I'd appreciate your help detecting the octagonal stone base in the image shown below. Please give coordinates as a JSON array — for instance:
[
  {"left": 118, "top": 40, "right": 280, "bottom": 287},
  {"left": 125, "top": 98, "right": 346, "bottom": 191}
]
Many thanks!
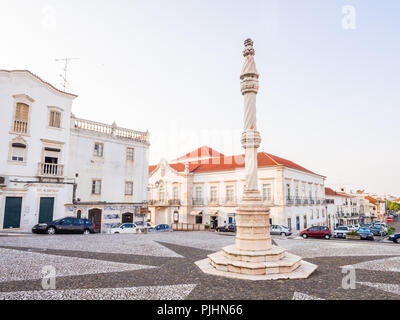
[
  {"left": 195, "top": 244, "right": 317, "bottom": 281},
  {"left": 195, "top": 256, "right": 317, "bottom": 281}
]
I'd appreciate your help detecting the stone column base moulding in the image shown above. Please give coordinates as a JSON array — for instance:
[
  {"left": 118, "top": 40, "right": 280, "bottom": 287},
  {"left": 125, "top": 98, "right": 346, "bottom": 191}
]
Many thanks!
[{"left": 195, "top": 190, "right": 317, "bottom": 280}]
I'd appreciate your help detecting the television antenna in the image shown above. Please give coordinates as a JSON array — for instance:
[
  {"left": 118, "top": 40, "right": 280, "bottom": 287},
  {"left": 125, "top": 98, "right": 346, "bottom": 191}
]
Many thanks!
[{"left": 55, "top": 57, "right": 79, "bottom": 91}]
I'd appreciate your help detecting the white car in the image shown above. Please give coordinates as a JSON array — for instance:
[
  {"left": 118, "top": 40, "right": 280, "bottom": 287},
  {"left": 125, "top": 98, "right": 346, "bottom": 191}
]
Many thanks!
[
  {"left": 108, "top": 223, "right": 140, "bottom": 234},
  {"left": 347, "top": 225, "right": 357, "bottom": 232},
  {"left": 334, "top": 226, "right": 351, "bottom": 238}
]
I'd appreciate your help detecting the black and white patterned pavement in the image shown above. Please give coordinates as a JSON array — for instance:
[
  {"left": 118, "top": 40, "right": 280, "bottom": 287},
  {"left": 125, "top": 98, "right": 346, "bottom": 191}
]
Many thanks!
[{"left": 1, "top": 232, "right": 400, "bottom": 300}]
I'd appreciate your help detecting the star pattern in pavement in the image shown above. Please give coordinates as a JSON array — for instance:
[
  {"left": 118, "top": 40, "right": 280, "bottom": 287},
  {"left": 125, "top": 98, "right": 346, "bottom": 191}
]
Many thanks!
[{"left": 1, "top": 238, "right": 400, "bottom": 300}]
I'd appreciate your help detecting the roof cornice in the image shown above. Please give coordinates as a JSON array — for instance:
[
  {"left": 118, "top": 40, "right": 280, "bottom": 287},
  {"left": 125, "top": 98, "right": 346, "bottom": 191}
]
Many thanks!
[{"left": 0, "top": 70, "right": 78, "bottom": 99}]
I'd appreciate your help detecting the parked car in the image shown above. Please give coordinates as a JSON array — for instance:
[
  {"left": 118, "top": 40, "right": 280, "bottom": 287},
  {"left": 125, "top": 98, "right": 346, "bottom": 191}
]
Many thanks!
[
  {"left": 134, "top": 221, "right": 154, "bottom": 231},
  {"left": 270, "top": 225, "right": 292, "bottom": 236},
  {"left": 361, "top": 223, "right": 374, "bottom": 228},
  {"left": 334, "top": 226, "right": 351, "bottom": 238},
  {"left": 357, "top": 228, "right": 374, "bottom": 240},
  {"left": 389, "top": 233, "right": 400, "bottom": 244},
  {"left": 370, "top": 225, "right": 388, "bottom": 236},
  {"left": 149, "top": 224, "right": 173, "bottom": 233},
  {"left": 347, "top": 225, "right": 357, "bottom": 232},
  {"left": 216, "top": 223, "right": 236, "bottom": 233},
  {"left": 32, "top": 217, "right": 95, "bottom": 235},
  {"left": 108, "top": 223, "right": 139, "bottom": 234},
  {"left": 300, "top": 226, "right": 331, "bottom": 239},
  {"left": 373, "top": 222, "right": 388, "bottom": 230}
]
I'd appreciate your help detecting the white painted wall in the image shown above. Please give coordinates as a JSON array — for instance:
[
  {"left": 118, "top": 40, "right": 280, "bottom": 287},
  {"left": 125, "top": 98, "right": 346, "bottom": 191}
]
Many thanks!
[{"left": 0, "top": 71, "right": 150, "bottom": 232}]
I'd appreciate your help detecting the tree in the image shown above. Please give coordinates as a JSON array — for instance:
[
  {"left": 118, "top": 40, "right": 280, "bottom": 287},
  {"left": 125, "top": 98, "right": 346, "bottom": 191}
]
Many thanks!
[{"left": 387, "top": 200, "right": 400, "bottom": 213}]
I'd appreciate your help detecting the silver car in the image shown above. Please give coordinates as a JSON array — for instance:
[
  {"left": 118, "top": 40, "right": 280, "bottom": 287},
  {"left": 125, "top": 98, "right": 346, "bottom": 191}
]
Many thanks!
[{"left": 270, "top": 225, "right": 292, "bottom": 236}]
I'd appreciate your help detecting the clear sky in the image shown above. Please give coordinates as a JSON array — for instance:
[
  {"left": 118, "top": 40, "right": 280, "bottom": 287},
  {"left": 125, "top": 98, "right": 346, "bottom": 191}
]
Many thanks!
[{"left": 1, "top": 0, "right": 399, "bottom": 196}]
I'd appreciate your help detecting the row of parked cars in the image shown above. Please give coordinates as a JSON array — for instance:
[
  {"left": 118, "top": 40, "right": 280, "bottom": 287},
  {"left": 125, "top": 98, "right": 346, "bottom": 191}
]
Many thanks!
[
  {"left": 299, "top": 221, "right": 400, "bottom": 243},
  {"left": 32, "top": 217, "right": 172, "bottom": 235},
  {"left": 332, "top": 222, "right": 389, "bottom": 240},
  {"left": 216, "top": 223, "right": 293, "bottom": 236}
]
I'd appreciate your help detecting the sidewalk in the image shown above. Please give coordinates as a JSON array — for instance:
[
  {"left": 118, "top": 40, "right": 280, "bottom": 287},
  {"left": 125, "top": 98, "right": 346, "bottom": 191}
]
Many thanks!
[{"left": 0, "top": 229, "right": 32, "bottom": 237}]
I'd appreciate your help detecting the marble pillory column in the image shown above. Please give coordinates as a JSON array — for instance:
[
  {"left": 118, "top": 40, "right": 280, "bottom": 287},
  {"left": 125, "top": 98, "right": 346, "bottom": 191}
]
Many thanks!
[{"left": 195, "top": 39, "right": 318, "bottom": 280}]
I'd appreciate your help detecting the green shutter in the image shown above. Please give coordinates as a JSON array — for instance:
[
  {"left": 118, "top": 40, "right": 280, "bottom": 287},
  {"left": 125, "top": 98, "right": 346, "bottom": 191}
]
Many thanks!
[
  {"left": 39, "top": 198, "right": 55, "bottom": 224},
  {"left": 3, "top": 197, "right": 22, "bottom": 229}
]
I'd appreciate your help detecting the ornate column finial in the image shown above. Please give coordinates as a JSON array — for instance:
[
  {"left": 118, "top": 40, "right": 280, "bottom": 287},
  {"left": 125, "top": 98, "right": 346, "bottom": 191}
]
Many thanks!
[{"left": 243, "top": 38, "right": 255, "bottom": 57}]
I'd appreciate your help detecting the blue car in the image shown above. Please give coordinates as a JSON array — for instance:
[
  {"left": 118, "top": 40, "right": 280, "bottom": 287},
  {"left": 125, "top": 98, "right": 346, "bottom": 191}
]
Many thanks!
[
  {"left": 149, "top": 224, "right": 173, "bottom": 233},
  {"left": 357, "top": 228, "right": 374, "bottom": 241},
  {"left": 389, "top": 233, "right": 400, "bottom": 244}
]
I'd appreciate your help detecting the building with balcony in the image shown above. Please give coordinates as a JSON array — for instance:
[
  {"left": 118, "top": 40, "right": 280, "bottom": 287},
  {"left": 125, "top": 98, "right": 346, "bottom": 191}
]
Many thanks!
[
  {"left": 324, "top": 187, "right": 364, "bottom": 229},
  {"left": 148, "top": 146, "right": 326, "bottom": 232},
  {"left": 0, "top": 70, "right": 149, "bottom": 232}
]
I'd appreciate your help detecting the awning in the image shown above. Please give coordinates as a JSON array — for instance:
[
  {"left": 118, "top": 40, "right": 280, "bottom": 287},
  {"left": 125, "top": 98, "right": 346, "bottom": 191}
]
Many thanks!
[
  {"left": 190, "top": 210, "right": 202, "bottom": 216},
  {"left": 209, "top": 210, "right": 219, "bottom": 216}
]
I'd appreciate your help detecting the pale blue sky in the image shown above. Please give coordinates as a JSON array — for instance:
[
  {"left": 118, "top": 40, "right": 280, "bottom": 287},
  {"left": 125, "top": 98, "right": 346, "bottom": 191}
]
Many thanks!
[{"left": 1, "top": 1, "right": 399, "bottom": 195}]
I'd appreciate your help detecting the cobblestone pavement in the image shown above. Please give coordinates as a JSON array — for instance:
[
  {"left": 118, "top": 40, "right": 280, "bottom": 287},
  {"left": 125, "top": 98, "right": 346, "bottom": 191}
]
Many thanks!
[{"left": 1, "top": 232, "right": 400, "bottom": 300}]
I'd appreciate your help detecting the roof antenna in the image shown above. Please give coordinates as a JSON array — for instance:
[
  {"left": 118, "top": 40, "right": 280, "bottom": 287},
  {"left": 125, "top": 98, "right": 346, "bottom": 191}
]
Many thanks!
[{"left": 55, "top": 57, "right": 79, "bottom": 91}]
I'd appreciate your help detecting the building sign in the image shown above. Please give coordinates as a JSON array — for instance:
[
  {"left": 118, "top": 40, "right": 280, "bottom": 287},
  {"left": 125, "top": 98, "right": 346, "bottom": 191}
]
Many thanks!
[{"left": 105, "top": 214, "right": 120, "bottom": 220}]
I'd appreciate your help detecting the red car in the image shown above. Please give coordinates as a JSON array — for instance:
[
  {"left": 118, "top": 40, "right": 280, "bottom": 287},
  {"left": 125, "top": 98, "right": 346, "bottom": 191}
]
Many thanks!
[{"left": 300, "top": 226, "right": 331, "bottom": 239}]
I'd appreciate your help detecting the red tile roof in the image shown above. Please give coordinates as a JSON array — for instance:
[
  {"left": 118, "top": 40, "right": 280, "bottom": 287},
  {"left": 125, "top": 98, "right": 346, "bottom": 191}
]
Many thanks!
[
  {"left": 150, "top": 147, "right": 322, "bottom": 176},
  {"left": 172, "top": 146, "right": 224, "bottom": 162},
  {"left": 0, "top": 70, "right": 78, "bottom": 98},
  {"left": 365, "top": 196, "right": 378, "bottom": 204},
  {"left": 325, "top": 187, "right": 355, "bottom": 198},
  {"left": 325, "top": 187, "right": 337, "bottom": 196}
]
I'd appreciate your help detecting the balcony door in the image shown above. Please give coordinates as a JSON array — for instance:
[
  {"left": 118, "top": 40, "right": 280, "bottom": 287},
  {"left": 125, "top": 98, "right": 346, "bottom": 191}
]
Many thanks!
[{"left": 42, "top": 147, "right": 61, "bottom": 176}]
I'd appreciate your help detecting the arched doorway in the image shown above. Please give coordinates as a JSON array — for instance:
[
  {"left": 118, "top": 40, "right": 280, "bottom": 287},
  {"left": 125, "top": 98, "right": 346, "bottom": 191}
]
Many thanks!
[
  {"left": 88, "top": 208, "right": 102, "bottom": 233},
  {"left": 122, "top": 212, "right": 134, "bottom": 224}
]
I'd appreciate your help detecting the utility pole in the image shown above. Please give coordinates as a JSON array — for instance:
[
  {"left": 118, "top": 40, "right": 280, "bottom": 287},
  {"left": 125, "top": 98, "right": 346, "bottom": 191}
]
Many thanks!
[{"left": 55, "top": 57, "right": 79, "bottom": 91}]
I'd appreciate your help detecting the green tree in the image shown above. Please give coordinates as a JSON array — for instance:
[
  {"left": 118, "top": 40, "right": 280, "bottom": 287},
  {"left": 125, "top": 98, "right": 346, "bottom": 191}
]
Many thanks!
[{"left": 387, "top": 200, "right": 400, "bottom": 213}]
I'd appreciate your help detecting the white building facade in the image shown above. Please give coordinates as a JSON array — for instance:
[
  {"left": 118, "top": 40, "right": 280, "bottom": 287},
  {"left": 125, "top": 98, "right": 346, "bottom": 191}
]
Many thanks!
[
  {"left": 0, "top": 70, "right": 149, "bottom": 233},
  {"left": 148, "top": 146, "right": 326, "bottom": 233}
]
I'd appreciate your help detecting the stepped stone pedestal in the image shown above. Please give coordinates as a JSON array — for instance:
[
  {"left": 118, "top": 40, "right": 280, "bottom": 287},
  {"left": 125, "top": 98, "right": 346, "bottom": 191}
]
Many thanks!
[{"left": 195, "top": 190, "right": 317, "bottom": 280}]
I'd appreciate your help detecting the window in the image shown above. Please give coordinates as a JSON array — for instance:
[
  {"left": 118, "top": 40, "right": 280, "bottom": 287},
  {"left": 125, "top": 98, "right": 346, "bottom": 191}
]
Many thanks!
[
  {"left": 210, "top": 186, "right": 217, "bottom": 203},
  {"left": 126, "top": 147, "right": 135, "bottom": 161},
  {"left": 226, "top": 185, "right": 234, "bottom": 202},
  {"left": 11, "top": 143, "right": 26, "bottom": 162},
  {"left": 286, "top": 184, "right": 291, "bottom": 200},
  {"left": 61, "top": 218, "right": 73, "bottom": 225},
  {"left": 92, "top": 180, "right": 102, "bottom": 194},
  {"left": 287, "top": 218, "right": 292, "bottom": 229},
  {"left": 194, "top": 186, "right": 203, "bottom": 204},
  {"left": 173, "top": 186, "right": 179, "bottom": 200},
  {"left": 304, "top": 216, "right": 307, "bottom": 229},
  {"left": 159, "top": 185, "right": 165, "bottom": 202},
  {"left": 262, "top": 184, "right": 272, "bottom": 201},
  {"left": 49, "top": 110, "right": 61, "bottom": 128},
  {"left": 125, "top": 182, "right": 133, "bottom": 195},
  {"left": 94, "top": 143, "right": 104, "bottom": 157},
  {"left": 195, "top": 215, "right": 203, "bottom": 224},
  {"left": 13, "top": 103, "right": 29, "bottom": 133},
  {"left": 195, "top": 186, "right": 202, "bottom": 199}
]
